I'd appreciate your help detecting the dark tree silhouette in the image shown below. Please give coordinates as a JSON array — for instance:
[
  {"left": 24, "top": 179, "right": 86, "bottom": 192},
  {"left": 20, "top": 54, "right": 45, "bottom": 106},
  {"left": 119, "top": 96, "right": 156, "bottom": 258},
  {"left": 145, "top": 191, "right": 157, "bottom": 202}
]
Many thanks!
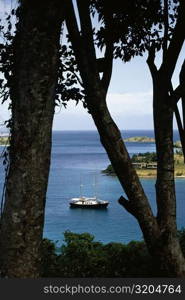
[
  {"left": 64, "top": 0, "right": 185, "bottom": 276},
  {"left": 0, "top": 0, "right": 64, "bottom": 277}
]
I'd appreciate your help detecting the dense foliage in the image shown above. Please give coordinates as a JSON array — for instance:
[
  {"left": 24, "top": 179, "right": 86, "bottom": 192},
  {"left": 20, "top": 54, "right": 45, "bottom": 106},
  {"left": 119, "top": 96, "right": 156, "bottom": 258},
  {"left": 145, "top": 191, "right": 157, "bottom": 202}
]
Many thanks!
[
  {"left": 132, "top": 152, "right": 157, "bottom": 163},
  {"left": 41, "top": 230, "right": 185, "bottom": 278}
]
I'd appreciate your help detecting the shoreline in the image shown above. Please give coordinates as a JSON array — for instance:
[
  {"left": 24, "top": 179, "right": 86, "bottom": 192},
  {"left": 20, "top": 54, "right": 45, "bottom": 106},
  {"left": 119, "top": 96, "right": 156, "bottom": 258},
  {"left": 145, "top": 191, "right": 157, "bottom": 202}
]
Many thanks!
[
  {"left": 103, "top": 173, "right": 185, "bottom": 179},
  {"left": 139, "top": 175, "right": 185, "bottom": 178}
]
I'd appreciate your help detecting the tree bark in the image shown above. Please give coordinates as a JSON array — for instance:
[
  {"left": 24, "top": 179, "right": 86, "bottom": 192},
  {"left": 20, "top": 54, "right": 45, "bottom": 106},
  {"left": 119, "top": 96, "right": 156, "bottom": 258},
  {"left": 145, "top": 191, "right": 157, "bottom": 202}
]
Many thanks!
[
  {"left": 0, "top": 0, "right": 63, "bottom": 278},
  {"left": 171, "top": 60, "right": 185, "bottom": 161},
  {"left": 152, "top": 78, "right": 185, "bottom": 276},
  {"left": 181, "top": 62, "right": 185, "bottom": 129}
]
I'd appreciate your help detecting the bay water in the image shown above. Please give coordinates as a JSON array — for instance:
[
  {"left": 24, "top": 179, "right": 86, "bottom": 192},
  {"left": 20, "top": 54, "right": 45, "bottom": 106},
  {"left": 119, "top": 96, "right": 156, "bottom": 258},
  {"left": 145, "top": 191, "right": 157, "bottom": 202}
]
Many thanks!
[
  {"left": 45, "top": 130, "right": 185, "bottom": 245},
  {"left": 0, "top": 130, "right": 184, "bottom": 245}
]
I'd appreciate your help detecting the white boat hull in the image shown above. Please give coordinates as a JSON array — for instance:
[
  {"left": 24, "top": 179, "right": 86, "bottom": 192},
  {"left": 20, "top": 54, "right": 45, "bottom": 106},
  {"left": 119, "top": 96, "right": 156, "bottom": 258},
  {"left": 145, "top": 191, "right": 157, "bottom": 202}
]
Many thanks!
[{"left": 69, "top": 197, "right": 109, "bottom": 208}]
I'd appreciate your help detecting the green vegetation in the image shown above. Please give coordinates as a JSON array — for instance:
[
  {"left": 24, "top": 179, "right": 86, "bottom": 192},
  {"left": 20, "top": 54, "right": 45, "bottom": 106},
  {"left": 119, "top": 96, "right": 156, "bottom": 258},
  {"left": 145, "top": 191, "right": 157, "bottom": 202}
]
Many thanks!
[
  {"left": 124, "top": 136, "right": 155, "bottom": 142},
  {"left": 103, "top": 152, "right": 185, "bottom": 177},
  {"left": 0, "top": 136, "right": 9, "bottom": 145},
  {"left": 174, "top": 141, "right": 182, "bottom": 148},
  {"left": 124, "top": 136, "right": 182, "bottom": 150},
  {"left": 41, "top": 230, "right": 185, "bottom": 277},
  {"left": 103, "top": 164, "right": 116, "bottom": 175},
  {"left": 132, "top": 152, "right": 157, "bottom": 163}
]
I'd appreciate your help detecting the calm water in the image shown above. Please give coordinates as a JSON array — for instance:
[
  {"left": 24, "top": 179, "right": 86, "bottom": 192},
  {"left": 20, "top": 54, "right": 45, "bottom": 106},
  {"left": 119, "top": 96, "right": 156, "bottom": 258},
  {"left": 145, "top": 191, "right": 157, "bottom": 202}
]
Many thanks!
[{"left": 0, "top": 130, "right": 184, "bottom": 245}]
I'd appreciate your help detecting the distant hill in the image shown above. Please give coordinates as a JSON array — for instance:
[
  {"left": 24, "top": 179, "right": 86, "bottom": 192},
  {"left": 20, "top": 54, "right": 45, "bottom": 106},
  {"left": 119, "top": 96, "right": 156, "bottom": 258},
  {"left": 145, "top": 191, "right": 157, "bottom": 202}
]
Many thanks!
[
  {"left": 123, "top": 136, "right": 182, "bottom": 149},
  {"left": 124, "top": 136, "right": 155, "bottom": 142},
  {"left": 0, "top": 136, "right": 9, "bottom": 145},
  {"left": 174, "top": 141, "right": 182, "bottom": 148}
]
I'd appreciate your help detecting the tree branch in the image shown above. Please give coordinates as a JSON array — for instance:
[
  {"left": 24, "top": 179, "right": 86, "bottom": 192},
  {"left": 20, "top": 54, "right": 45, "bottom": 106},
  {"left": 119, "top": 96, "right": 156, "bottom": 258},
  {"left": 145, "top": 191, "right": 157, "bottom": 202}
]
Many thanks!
[
  {"left": 170, "top": 81, "right": 185, "bottom": 162},
  {"left": 147, "top": 45, "right": 158, "bottom": 80},
  {"left": 76, "top": 0, "right": 100, "bottom": 82},
  {"left": 118, "top": 196, "right": 137, "bottom": 217},
  {"left": 169, "top": 61, "right": 185, "bottom": 104},
  {"left": 180, "top": 60, "right": 185, "bottom": 128},
  {"left": 175, "top": 105, "right": 185, "bottom": 163},
  {"left": 174, "top": 104, "right": 185, "bottom": 162},
  {"left": 63, "top": 65, "right": 83, "bottom": 87},
  {"left": 171, "top": 83, "right": 185, "bottom": 104},
  {"left": 64, "top": 0, "right": 87, "bottom": 86},
  {"left": 159, "top": 1, "right": 185, "bottom": 80},
  {"left": 162, "top": 0, "right": 169, "bottom": 61},
  {"left": 64, "top": 1, "right": 81, "bottom": 51},
  {"left": 100, "top": 11, "right": 114, "bottom": 94}
]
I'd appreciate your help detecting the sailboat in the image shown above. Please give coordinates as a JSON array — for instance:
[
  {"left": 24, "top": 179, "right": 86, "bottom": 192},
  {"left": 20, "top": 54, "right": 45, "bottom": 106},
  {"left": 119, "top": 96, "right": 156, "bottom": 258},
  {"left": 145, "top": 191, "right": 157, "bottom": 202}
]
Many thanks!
[{"left": 69, "top": 176, "right": 109, "bottom": 208}]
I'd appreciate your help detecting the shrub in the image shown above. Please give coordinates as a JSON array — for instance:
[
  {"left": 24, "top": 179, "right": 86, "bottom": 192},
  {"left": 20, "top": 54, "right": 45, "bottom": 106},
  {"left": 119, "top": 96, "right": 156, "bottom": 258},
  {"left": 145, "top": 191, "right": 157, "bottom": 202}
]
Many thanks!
[
  {"left": 57, "top": 231, "right": 107, "bottom": 277},
  {"left": 178, "top": 228, "right": 185, "bottom": 257},
  {"left": 41, "top": 239, "right": 59, "bottom": 277},
  {"left": 176, "top": 172, "right": 183, "bottom": 176},
  {"left": 41, "top": 229, "right": 185, "bottom": 277}
]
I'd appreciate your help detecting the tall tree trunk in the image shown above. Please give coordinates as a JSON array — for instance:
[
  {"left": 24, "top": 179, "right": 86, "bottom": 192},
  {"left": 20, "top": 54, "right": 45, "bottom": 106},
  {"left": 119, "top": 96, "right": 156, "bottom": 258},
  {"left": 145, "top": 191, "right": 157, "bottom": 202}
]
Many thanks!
[
  {"left": 145, "top": 0, "right": 185, "bottom": 274},
  {"left": 0, "top": 0, "right": 63, "bottom": 278},
  {"left": 151, "top": 79, "right": 185, "bottom": 276},
  {"left": 86, "top": 92, "right": 160, "bottom": 247}
]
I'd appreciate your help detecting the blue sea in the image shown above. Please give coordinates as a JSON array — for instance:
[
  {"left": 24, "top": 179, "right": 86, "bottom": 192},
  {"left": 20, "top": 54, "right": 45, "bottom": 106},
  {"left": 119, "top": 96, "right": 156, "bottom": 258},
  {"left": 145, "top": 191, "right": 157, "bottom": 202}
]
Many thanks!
[{"left": 0, "top": 130, "right": 185, "bottom": 245}]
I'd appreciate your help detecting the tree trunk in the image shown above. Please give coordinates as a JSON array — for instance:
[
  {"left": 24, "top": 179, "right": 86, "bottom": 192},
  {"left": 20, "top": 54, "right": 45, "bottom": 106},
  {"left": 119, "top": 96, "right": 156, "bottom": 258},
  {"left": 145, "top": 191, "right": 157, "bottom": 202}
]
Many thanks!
[
  {"left": 149, "top": 78, "right": 185, "bottom": 276},
  {"left": 86, "top": 92, "right": 160, "bottom": 249},
  {"left": 0, "top": 0, "right": 63, "bottom": 278}
]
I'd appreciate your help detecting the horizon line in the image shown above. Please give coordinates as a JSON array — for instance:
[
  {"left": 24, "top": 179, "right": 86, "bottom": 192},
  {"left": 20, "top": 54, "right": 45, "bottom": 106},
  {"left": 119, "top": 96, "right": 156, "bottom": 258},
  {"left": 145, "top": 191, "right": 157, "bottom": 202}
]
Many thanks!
[{"left": 52, "top": 128, "right": 179, "bottom": 132}]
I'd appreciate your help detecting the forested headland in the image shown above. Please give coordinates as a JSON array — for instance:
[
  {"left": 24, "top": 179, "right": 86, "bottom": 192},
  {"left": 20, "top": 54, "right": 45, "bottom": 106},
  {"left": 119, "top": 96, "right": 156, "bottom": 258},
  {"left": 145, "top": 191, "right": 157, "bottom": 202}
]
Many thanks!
[
  {"left": 103, "top": 152, "right": 185, "bottom": 177},
  {"left": 0, "top": 136, "right": 9, "bottom": 145}
]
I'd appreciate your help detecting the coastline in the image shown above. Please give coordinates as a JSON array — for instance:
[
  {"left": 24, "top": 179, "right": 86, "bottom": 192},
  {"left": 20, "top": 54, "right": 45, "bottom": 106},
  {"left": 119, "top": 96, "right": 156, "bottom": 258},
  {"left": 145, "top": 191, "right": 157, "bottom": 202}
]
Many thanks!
[
  {"left": 0, "top": 136, "right": 9, "bottom": 147},
  {"left": 103, "top": 141, "right": 184, "bottom": 178},
  {"left": 138, "top": 175, "right": 185, "bottom": 178},
  {"left": 124, "top": 136, "right": 155, "bottom": 142},
  {"left": 103, "top": 173, "right": 185, "bottom": 179}
]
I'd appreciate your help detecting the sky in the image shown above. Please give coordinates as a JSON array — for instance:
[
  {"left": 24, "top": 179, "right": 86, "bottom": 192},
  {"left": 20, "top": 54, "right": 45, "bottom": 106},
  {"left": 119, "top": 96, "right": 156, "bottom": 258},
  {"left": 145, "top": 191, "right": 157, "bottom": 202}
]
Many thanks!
[
  {"left": 49, "top": 48, "right": 185, "bottom": 131},
  {"left": 54, "top": 56, "right": 154, "bottom": 130},
  {"left": 0, "top": 0, "right": 184, "bottom": 131}
]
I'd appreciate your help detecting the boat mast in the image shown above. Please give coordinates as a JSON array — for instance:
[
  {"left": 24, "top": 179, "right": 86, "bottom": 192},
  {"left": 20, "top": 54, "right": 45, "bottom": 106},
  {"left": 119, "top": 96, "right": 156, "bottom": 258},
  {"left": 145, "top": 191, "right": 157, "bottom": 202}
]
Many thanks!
[
  {"left": 93, "top": 174, "right": 97, "bottom": 199},
  {"left": 80, "top": 175, "right": 83, "bottom": 198}
]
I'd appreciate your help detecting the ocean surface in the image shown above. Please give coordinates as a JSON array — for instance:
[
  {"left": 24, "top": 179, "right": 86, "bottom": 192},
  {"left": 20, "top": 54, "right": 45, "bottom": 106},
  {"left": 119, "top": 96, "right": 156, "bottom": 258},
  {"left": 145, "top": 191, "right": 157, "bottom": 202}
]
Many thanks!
[{"left": 0, "top": 130, "right": 185, "bottom": 245}]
